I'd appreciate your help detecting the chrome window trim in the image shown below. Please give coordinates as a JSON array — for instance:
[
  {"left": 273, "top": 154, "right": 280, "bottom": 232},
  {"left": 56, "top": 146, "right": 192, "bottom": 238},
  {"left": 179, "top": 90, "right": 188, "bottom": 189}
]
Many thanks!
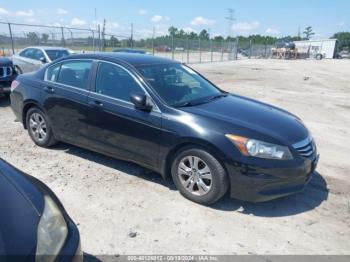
[
  {"left": 44, "top": 58, "right": 161, "bottom": 113},
  {"left": 50, "top": 82, "right": 91, "bottom": 95}
]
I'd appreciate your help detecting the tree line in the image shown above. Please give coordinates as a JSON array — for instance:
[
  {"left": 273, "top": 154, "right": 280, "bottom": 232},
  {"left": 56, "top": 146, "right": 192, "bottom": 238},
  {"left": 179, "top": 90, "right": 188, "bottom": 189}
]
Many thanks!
[{"left": 2, "top": 25, "right": 349, "bottom": 51}]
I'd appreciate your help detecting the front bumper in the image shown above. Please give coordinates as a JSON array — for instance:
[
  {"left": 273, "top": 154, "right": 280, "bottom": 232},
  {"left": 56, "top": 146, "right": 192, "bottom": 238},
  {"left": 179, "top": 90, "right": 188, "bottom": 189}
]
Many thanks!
[
  {"left": 225, "top": 154, "right": 319, "bottom": 202},
  {"left": 58, "top": 218, "right": 82, "bottom": 262},
  {"left": 0, "top": 75, "right": 17, "bottom": 94},
  {"left": 0, "top": 86, "right": 11, "bottom": 94}
]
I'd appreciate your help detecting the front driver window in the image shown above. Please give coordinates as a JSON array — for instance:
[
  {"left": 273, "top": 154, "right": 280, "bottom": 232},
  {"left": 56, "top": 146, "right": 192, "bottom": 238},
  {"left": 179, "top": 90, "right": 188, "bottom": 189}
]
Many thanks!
[{"left": 95, "top": 62, "right": 145, "bottom": 102}]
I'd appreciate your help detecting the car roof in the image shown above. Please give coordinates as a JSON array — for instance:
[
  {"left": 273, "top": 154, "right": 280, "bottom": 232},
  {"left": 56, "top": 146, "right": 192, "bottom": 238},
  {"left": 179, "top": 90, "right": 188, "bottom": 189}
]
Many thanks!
[
  {"left": 58, "top": 52, "right": 179, "bottom": 67},
  {"left": 114, "top": 48, "right": 145, "bottom": 51},
  {"left": 25, "top": 46, "right": 70, "bottom": 51}
]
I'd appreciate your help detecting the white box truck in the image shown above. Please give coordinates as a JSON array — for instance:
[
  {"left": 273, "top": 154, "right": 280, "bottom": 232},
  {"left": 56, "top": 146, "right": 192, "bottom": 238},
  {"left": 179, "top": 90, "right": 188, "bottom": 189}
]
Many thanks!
[{"left": 294, "top": 39, "right": 338, "bottom": 59}]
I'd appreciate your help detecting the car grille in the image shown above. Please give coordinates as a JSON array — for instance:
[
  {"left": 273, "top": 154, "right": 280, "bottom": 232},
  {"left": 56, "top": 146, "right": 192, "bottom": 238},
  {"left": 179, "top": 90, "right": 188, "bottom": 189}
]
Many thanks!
[
  {"left": 293, "top": 137, "right": 316, "bottom": 157},
  {"left": 0, "top": 66, "right": 13, "bottom": 78}
]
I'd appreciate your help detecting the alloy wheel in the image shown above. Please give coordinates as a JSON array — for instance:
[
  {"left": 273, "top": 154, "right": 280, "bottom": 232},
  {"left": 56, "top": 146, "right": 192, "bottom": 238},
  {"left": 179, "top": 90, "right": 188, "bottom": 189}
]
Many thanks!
[
  {"left": 178, "top": 156, "right": 212, "bottom": 196},
  {"left": 29, "top": 112, "right": 47, "bottom": 142}
]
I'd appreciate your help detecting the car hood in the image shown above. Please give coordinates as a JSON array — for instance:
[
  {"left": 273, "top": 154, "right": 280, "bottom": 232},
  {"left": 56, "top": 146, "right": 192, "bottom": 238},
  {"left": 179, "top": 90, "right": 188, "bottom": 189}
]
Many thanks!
[
  {"left": 0, "top": 58, "right": 13, "bottom": 67},
  {"left": 0, "top": 160, "right": 43, "bottom": 257},
  {"left": 181, "top": 94, "right": 309, "bottom": 145}
]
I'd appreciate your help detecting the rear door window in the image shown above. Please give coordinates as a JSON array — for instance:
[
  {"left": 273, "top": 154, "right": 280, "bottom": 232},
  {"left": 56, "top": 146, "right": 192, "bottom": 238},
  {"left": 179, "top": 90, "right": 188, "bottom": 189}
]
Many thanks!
[
  {"left": 56, "top": 60, "right": 92, "bottom": 90},
  {"left": 19, "top": 48, "right": 35, "bottom": 59}
]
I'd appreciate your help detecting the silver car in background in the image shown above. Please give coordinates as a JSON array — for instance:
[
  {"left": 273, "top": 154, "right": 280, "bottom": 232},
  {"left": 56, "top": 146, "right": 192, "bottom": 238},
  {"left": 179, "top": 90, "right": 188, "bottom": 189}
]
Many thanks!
[{"left": 12, "top": 46, "right": 73, "bottom": 73}]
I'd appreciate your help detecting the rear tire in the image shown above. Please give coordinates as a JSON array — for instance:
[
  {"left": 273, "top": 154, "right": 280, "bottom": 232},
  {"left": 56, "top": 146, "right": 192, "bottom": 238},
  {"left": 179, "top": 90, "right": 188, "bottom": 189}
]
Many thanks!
[
  {"left": 171, "top": 147, "right": 228, "bottom": 205},
  {"left": 26, "top": 107, "right": 57, "bottom": 147}
]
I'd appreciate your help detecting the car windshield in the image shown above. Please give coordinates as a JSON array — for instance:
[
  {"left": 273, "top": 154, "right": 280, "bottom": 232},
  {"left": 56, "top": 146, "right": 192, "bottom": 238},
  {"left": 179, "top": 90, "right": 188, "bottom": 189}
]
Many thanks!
[
  {"left": 45, "top": 50, "right": 70, "bottom": 61},
  {"left": 136, "top": 64, "right": 224, "bottom": 107}
]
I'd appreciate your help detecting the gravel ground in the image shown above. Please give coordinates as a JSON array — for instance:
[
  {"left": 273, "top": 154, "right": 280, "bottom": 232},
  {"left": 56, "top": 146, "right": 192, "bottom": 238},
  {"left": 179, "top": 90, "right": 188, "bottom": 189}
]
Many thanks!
[{"left": 0, "top": 59, "right": 349, "bottom": 256}]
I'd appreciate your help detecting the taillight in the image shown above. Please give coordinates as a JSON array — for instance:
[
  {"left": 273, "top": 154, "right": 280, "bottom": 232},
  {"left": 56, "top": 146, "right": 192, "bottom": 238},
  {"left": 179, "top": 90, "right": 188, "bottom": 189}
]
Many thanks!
[{"left": 11, "top": 80, "right": 20, "bottom": 92}]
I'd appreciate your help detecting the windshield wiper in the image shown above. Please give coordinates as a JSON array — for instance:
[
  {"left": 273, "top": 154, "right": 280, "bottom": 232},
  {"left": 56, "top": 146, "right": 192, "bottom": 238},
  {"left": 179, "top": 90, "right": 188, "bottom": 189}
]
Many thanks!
[
  {"left": 173, "top": 101, "right": 197, "bottom": 108},
  {"left": 174, "top": 92, "right": 229, "bottom": 108},
  {"left": 203, "top": 92, "right": 229, "bottom": 103}
]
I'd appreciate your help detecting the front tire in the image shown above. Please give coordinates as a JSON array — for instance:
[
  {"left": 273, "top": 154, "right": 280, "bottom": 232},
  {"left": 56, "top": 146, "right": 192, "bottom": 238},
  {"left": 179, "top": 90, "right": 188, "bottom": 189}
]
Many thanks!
[
  {"left": 26, "top": 107, "right": 57, "bottom": 147},
  {"left": 171, "top": 147, "right": 228, "bottom": 205},
  {"left": 15, "top": 65, "right": 23, "bottom": 74}
]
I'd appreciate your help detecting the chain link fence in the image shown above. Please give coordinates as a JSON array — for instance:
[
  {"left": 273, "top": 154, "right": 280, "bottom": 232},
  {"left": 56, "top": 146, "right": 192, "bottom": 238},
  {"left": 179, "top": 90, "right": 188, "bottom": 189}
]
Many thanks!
[
  {"left": 0, "top": 21, "right": 274, "bottom": 63},
  {"left": 0, "top": 21, "right": 100, "bottom": 55}
]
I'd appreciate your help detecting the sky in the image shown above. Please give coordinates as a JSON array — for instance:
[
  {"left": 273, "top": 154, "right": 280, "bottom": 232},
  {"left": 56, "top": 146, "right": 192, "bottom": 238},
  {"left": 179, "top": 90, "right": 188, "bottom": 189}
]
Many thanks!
[{"left": 0, "top": 0, "right": 349, "bottom": 39}]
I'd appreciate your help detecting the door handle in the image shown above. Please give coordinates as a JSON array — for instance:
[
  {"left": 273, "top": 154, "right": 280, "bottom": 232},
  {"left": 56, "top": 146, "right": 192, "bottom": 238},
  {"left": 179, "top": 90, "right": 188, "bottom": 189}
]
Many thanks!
[
  {"left": 43, "top": 86, "right": 55, "bottom": 94},
  {"left": 88, "top": 100, "right": 104, "bottom": 109}
]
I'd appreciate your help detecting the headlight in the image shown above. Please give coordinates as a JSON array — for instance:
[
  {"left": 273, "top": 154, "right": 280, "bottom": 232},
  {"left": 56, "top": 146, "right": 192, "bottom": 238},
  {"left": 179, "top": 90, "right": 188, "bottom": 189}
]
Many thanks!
[
  {"left": 36, "top": 195, "right": 68, "bottom": 262},
  {"left": 226, "top": 134, "right": 293, "bottom": 160}
]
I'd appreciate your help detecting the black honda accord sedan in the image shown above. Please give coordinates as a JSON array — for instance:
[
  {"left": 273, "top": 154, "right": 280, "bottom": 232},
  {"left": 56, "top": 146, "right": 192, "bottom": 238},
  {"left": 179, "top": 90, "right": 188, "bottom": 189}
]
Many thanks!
[
  {"left": 0, "top": 158, "right": 81, "bottom": 261},
  {"left": 10, "top": 53, "right": 319, "bottom": 204}
]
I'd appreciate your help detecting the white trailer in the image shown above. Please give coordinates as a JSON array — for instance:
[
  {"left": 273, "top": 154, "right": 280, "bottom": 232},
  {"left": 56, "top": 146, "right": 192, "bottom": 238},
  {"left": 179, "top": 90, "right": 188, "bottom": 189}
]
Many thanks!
[{"left": 294, "top": 39, "right": 338, "bottom": 59}]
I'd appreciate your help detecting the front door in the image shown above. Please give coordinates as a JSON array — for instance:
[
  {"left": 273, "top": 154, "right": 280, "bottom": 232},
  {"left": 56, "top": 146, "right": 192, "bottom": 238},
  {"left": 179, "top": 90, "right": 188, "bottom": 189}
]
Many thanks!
[{"left": 87, "top": 61, "right": 162, "bottom": 169}]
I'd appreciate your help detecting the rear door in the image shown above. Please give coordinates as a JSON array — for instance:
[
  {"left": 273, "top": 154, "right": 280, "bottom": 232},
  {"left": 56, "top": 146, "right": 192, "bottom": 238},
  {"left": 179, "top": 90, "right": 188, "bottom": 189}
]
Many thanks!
[
  {"left": 86, "top": 61, "right": 162, "bottom": 169},
  {"left": 42, "top": 59, "right": 94, "bottom": 146},
  {"left": 14, "top": 48, "right": 37, "bottom": 73}
]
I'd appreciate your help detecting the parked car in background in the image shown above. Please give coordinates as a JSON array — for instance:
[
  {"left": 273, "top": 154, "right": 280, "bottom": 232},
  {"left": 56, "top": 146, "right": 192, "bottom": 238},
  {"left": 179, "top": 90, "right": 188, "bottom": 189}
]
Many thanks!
[
  {"left": 0, "top": 57, "right": 18, "bottom": 97},
  {"left": 113, "top": 48, "right": 147, "bottom": 54},
  {"left": 11, "top": 53, "right": 319, "bottom": 205},
  {"left": 12, "top": 47, "right": 72, "bottom": 74},
  {"left": 175, "top": 47, "right": 185, "bottom": 51},
  {"left": 155, "top": 45, "right": 171, "bottom": 52},
  {"left": 0, "top": 158, "right": 81, "bottom": 261}
]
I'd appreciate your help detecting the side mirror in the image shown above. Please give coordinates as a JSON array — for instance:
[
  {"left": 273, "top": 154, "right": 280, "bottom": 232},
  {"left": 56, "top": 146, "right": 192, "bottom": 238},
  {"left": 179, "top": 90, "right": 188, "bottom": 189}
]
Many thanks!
[
  {"left": 130, "top": 93, "right": 153, "bottom": 112},
  {"left": 39, "top": 57, "right": 47, "bottom": 63}
]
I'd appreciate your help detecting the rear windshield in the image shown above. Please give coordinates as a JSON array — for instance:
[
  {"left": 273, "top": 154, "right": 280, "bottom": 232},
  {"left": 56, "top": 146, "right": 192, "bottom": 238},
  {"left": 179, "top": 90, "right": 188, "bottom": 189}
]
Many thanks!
[{"left": 45, "top": 50, "right": 70, "bottom": 61}]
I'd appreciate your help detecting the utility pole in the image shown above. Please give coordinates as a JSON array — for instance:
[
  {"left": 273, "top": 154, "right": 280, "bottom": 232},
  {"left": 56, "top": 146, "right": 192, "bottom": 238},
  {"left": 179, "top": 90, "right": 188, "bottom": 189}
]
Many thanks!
[
  {"left": 225, "top": 8, "right": 236, "bottom": 39},
  {"left": 61, "top": 26, "right": 65, "bottom": 47},
  {"left": 225, "top": 8, "right": 236, "bottom": 60},
  {"left": 94, "top": 8, "right": 98, "bottom": 30},
  {"left": 130, "top": 23, "right": 134, "bottom": 48},
  {"left": 152, "top": 25, "right": 155, "bottom": 55},
  {"left": 8, "top": 23, "right": 15, "bottom": 55},
  {"left": 94, "top": 7, "right": 99, "bottom": 51},
  {"left": 102, "top": 19, "right": 106, "bottom": 51},
  {"left": 98, "top": 24, "right": 101, "bottom": 51}
]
